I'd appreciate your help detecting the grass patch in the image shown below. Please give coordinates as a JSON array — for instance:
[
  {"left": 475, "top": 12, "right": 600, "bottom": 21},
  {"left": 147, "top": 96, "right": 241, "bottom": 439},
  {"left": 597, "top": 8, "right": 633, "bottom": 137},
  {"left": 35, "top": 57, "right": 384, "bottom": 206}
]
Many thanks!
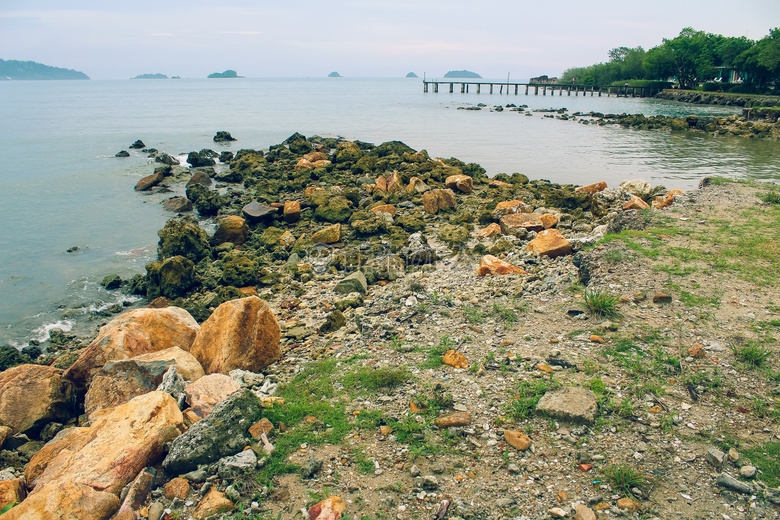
[
  {"left": 342, "top": 366, "right": 411, "bottom": 394},
  {"left": 741, "top": 442, "right": 780, "bottom": 487},
  {"left": 463, "top": 306, "right": 484, "bottom": 324},
  {"left": 731, "top": 342, "right": 772, "bottom": 367},
  {"left": 760, "top": 190, "right": 780, "bottom": 205},
  {"left": 602, "top": 464, "right": 650, "bottom": 499},
  {"left": 506, "top": 378, "right": 559, "bottom": 419},
  {"left": 582, "top": 290, "right": 621, "bottom": 319},
  {"left": 492, "top": 303, "right": 517, "bottom": 327}
]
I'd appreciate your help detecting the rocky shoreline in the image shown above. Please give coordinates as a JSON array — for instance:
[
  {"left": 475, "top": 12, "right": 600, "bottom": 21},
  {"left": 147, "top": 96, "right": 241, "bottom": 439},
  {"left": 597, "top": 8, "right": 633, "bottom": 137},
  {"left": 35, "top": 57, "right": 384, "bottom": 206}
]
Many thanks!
[
  {"left": 655, "top": 90, "right": 780, "bottom": 108},
  {"left": 1, "top": 133, "right": 779, "bottom": 520}
]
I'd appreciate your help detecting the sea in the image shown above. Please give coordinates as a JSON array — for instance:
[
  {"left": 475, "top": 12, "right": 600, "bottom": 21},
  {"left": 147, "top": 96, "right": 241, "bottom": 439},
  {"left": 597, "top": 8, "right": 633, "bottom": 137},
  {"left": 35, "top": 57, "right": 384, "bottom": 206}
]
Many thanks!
[{"left": 1, "top": 77, "right": 779, "bottom": 349}]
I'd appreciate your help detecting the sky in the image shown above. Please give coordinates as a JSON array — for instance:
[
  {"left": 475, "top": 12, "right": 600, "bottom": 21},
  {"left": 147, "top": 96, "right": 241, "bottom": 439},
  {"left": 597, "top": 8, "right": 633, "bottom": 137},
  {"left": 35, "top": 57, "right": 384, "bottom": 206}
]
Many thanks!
[{"left": 1, "top": 0, "right": 778, "bottom": 80}]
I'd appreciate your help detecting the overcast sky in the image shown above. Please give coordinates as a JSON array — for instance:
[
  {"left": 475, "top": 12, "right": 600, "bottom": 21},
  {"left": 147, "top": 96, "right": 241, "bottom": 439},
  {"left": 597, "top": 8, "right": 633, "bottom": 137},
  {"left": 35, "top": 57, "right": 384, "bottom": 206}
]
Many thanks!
[{"left": 1, "top": 0, "right": 778, "bottom": 80}]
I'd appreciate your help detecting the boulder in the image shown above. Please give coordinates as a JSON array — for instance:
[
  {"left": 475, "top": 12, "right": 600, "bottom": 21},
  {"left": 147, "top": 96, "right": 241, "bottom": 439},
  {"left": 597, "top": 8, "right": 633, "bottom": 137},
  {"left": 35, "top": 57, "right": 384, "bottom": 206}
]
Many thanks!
[
  {"left": 0, "top": 365, "right": 75, "bottom": 436},
  {"left": 370, "top": 204, "right": 396, "bottom": 217},
  {"left": 210, "top": 215, "right": 248, "bottom": 246},
  {"left": 421, "top": 189, "right": 456, "bottom": 214},
  {"left": 242, "top": 201, "right": 278, "bottom": 223},
  {"left": 283, "top": 200, "right": 301, "bottom": 223},
  {"left": 163, "top": 477, "right": 190, "bottom": 500},
  {"left": 499, "top": 213, "right": 544, "bottom": 235},
  {"left": 189, "top": 296, "right": 281, "bottom": 375},
  {"left": 134, "top": 171, "right": 164, "bottom": 191},
  {"left": 157, "top": 218, "right": 211, "bottom": 263},
  {"left": 386, "top": 171, "right": 404, "bottom": 193},
  {"left": 162, "top": 389, "right": 263, "bottom": 475},
  {"left": 334, "top": 272, "right": 368, "bottom": 295},
  {"left": 157, "top": 255, "right": 196, "bottom": 298},
  {"left": 186, "top": 151, "right": 215, "bottom": 168},
  {"left": 132, "top": 346, "right": 205, "bottom": 382},
  {"left": 540, "top": 213, "right": 558, "bottom": 229},
  {"left": 308, "top": 496, "right": 345, "bottom": 520},
  {"left": 185, "top": 170, "right": 212, "bottom": 189},
  {"left": 314, "top": 196, "right": 352, "bottom": 223},
  {"left": 476, "top": 255, "right": 526, "bottom": 277},
  {"left": 525, "top": 229, "right": 572, "bottom": 258},
  {"left": 184, "top": 373, "right": 241, "bottom": 420},
  {"left": 0, "top": 477, "right": 26, "bottom": 511},
  {"left": 475, "top": 223, "right": 501, "bottom": 238},
  {"left": 63, "top": 307, "right": 199, "bottom": 389},
  {"left": 492, "top": 200, "right": 533, "bottom": 220},
  {"left": 193, "top": 488, "right": 233, "bottom": 520},
  {"left": 2, "top": 480, "right": 120, "bottom": 520},
  {"left": 312, "top": 224, "right": 341, "bottom": 244},
  {"left": 278, "top": 230, "right": 295, "bottom": 249},
  {"left": 622, "top": 196, "right": 650, "bottom": 210},
  {"left": 399, "top": 233, "right": 438, "bottom": 266},
  {"left": 0, "top": 425, "right": 11, "bottom": 448},
  {"left": 15, "top": 392, "right": 184, "bottom": 519},
  {"left": 445, "top": 174, "right": 473, "bottom": 194},
  {"left": 155, "top": 153, "right": 180, "bottom": 166},
  {"left": 129, "top": 140, "right": 145, "bottom": 149},
  {"left": 213, "top": 131, "right": 236, "bottom": 142},
  {"left": 619, "top": 179, "right": 653, "bottom": 199},
  {"left": 162, "top": 196, "right": 193, "bottom": 213},
  {"left": 574, "top": 181, "right": 607, "bottom": 194},
  {"left": 406, "top": 177, "right": 429, "bottom": 194},
  {"left": 535, "top": 387, "right": 598, "bottom": 424}
]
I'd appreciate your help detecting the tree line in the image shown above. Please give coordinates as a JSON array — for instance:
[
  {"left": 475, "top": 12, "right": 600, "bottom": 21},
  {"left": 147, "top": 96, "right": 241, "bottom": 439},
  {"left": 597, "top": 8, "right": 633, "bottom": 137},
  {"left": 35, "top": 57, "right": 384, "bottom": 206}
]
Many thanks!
[{"left": 560, "top": 27, "right": 779, "bottom": 93}]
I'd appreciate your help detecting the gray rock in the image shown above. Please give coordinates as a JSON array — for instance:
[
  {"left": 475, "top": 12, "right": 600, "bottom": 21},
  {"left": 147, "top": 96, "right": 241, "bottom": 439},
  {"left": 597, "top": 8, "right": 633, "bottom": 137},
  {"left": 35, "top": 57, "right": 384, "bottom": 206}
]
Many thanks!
[
  {"left": 335, "top": 271, "right": 368, "bottom": 295},
  {"left": 300, "top": 456, "right": 323, "bottom": 479},
  {"left": 148, "top": 502, "right": 165, "bottom": 520},
  {"left": 229, "top": 369, "right": 266, "bottom": 389},
  {"left": 399, "top": 233, "right": 438, "bottom": 266},
  {"left": 739, "top": 465, "right": 756, "bottom": 478},
  {"left": 162, "top": 389, "right": 263, "bottom": 475},
  {"left": 217, "top": 449, "right": 258, "bottom": 478},
  {"left": 535, "top": 387, "right": 599, "bottom": 424},
  {"left": 415, "top": 475, "right": 439, "bottom": 490},
  {"left": 706, "top": 448, "right": 726, "bottom": 467},
  {"left": 181, "top": 468, "right": 208, "bottom": 483},
  {"left": 157, "top": 366, "right": 187, "bottom": 408},
  {"left": 716, "top": 473, "right": 753, "bottom": 494}
]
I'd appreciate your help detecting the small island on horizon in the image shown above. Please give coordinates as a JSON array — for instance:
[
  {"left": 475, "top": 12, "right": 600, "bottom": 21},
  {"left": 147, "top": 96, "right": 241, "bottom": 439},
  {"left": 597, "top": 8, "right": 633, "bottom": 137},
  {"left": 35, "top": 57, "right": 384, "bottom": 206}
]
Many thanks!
[
  {"left": 132, "top": 73, "right": 169, "bottom": 80},
  {"left": 328, "top": 71, "right": 342, "bottom": 77},
  {"left": 0, "top": 59, "right": 89, "bottom": 80},
  {"left": 207, "top": 70, "right": 242, "bottom": 78},
  {"left": 406, "top": 72, "right": 418, "bottom": 78},
  {"left": 443, "top": 70, "right": 482, "bottom": 79}
]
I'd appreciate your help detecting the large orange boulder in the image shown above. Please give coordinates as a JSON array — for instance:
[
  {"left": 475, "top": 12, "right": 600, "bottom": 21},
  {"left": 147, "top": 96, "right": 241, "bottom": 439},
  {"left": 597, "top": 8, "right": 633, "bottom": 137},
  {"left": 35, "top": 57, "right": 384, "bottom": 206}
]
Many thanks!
[
  {"left": 0, "top": 365, "right": 76, "bottom": 435},
  {"left": 0, "top": 478, "right": 26, "bottom": 511},
  {"left": 445, "top": 174, "right": 473, "bottom": 194},
  {"left": 183, "top": 373, "right": 241, "bottom": 420},
  {"left": 63, "top": 307, "right": 200, "bottom": 389},
  {"left": 189, "top": 296, "right": 281, "bottom": 374},
  {"left": 492, "top": 200, "right": 533, "bottom": 220},
  {"left": 14, "top": 392, "right": 185, "bottom": 520},
  {"left": 386, "top": 171, "right": 404, "bottom": 193},
  {"left": 131, "top": 346, "right": 205, "bottom": 382},
  {"left": 210, "top": 215, "right": 249, "bottom": 246},
  {"left": 499, "top": 213, "right": 544, "bottom": 235},
  {"left": 421, "top": 189, "right": 456, "bottom": 214},
  {"left": 525, "top": 229, "right": 572, "bottom": 258},
  {"left": 475, "top": 223, "right": 501, "bottom": 238}
]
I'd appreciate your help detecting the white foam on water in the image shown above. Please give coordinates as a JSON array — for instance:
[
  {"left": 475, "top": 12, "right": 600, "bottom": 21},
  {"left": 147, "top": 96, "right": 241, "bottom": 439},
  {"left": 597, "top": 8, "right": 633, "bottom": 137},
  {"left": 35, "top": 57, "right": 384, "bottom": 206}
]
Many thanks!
[{"left": 31, "top": 320, "right": 74, "bottom": 343}]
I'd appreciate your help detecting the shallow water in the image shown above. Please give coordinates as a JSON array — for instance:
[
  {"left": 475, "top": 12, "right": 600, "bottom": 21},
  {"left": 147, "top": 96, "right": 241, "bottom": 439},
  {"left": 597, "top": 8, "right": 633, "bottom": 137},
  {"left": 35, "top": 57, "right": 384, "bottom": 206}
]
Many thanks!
[{"left": 1, "top": 77, "right": 778, "bottom": 346}]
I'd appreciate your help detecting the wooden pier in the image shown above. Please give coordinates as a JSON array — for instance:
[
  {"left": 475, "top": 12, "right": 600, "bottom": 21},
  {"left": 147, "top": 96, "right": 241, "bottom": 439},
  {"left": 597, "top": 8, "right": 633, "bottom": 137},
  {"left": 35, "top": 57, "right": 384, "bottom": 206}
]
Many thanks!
[{"left": 422, "top": 81, "right": 662, "bottom": 98}]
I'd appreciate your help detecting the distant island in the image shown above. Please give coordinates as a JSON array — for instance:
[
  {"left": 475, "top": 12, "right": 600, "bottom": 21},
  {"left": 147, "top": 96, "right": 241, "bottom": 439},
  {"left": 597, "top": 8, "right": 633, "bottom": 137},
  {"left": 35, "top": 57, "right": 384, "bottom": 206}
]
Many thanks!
[
  {"left": 406, "top": 72, "right": 418, "bottom": 78},
  {"left": 328, "top": 71, "right": 342, "bottom": 77},
  {"left": 132, "top": 73, "right": 168, "bottom": 80},
  {"left": 444, "top": 70, "right": 481, "bottom": 79},
  {"left": 0, "top": 59, "right": 89, "bottom": 80},
  {"left": 207, "top": 70, "right": 241, "bottom": 78}
]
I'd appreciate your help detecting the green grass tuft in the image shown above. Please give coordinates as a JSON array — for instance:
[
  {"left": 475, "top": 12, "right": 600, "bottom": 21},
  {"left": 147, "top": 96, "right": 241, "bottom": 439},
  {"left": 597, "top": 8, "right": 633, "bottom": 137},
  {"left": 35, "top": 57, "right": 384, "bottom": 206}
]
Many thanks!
[
  {"left": 582, "top": 290, "right": 621, "bottom": 319},
  {"left": 602, "top": 464, "right": 650, "bottom": 498}
]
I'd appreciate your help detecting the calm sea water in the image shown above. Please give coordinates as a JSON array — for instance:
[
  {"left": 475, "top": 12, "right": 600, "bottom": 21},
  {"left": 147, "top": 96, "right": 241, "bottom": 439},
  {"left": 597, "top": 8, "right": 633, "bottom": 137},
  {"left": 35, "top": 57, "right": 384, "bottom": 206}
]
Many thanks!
[{"left": 1, "top": 77, "right": 779, "bottom": 347}]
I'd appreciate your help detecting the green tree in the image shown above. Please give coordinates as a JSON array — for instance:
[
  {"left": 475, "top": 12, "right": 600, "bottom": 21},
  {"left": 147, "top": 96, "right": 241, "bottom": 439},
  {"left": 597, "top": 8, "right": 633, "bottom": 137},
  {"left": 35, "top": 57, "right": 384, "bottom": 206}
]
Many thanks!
[
  {"left": 733, "top": 28, "right": 780, "bottom": 88},
  {"left": 644, "top": 27, "right": 709, "bottom": 89}
]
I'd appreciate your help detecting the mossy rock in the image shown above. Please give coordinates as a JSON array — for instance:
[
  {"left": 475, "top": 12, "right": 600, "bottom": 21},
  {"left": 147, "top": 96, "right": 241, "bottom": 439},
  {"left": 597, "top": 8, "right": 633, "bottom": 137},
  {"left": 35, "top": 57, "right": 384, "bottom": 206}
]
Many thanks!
[
  {"left": 438, "top": 224, "right": 470, "bottom": 247},
  {"left": 319, "top": 310, "right": 346, "bottom": 333},
  {"left": 333, "top": 141, "right": 363, "bottom": 165},
  {"left": 354, "top": 155, "right": 377, "bottom": 174},
  {"left": 287, "top": 137, "right": 313, "bottom": 155},
  {"left": 158, "top": 217, "right": 211, "bottom": 262},
  {"left": 193, "top": 190, "right": 225, "bottom": 216},
  {"left": 221, "top": 255, "right": 260, "bottom": 287},
  {"left": 544, "top": 188, "right": 591, "bottom": 211},
  {"left": 395, "top": 215, "right": 425, "bottom": 233},
  {"left": 335, "top": 294, "right": 364, "bottom": 311},
  {"left": 259, "top": 227, "right": 286, "bottom": 249},
  {"left": 352, "top": 216, "right": 387, "bottom": 236},
  {"left": 489, "top": 237, "right": 515, "bottom": 255},
  {"left": 314, "top": 196, "right": 353, "bottom": 223},
  {"left": 374, "top": 140, "right": 415, "bottom": 157},
  {"left": 159, "top": 255, "right": 197, "bottom": 298},
  {"left": 0, "top": 345, "right": 30, "bottom": 371}
]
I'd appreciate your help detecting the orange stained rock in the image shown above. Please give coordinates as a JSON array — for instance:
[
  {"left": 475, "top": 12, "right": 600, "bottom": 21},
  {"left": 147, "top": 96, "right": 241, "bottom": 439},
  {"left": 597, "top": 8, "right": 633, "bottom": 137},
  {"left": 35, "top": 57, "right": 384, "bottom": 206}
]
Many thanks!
[
  {"left": 622, "top": 196, "right": 650, "bottom": 210},
  {"left": 443, "top": 350, "right": 469, "bottom": 369},
  {"left": 477, "top": 255, "right": 526, "bottom": 277},
  {"left": 575, "top": 181, "right": 607, "bottom": 194}
]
